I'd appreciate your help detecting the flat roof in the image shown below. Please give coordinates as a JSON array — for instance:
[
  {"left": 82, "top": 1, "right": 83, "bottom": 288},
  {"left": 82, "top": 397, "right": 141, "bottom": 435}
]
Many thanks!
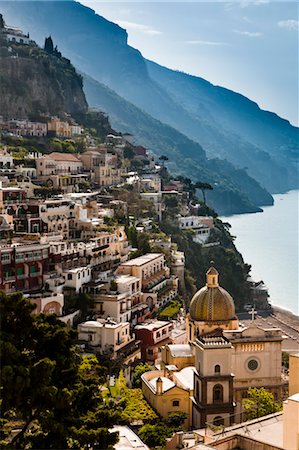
[
  {"left": 111, "top": 425, "right": 149, "bottom": 449},
  {"left": 168, "top": 344, "right": 193, "bottom": 357},
  {"left": 120, "top": 253, "right": 163, "bottom": 267},
  {"left": 135, "top": 321, "right": 171, "bottom": 331},
  {"left": 116, "top": 274, "right": 140, "bottom": 284}
]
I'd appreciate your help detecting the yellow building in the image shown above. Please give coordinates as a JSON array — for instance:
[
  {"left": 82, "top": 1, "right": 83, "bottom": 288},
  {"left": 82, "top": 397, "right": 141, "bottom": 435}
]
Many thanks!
[
  {"left": 289, "top": 353, "right": 299, "bottom": 396},
  {"left": 141, "top": 367, "right": 195, "bottom": 428},
  {"left": 142, "top": 264, "right": 287, "bottom": 429},
  {"left": 161, "top": 344, "right": 194, "bottom": 371},
  {"left": 187, "top": 265, "right": 239, "bottom": 340}
]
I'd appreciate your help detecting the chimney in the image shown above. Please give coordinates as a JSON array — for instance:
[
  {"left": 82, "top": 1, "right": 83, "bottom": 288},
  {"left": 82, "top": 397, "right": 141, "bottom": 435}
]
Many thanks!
[{"left": 156, "top": 377, "right": 163, "bottom": 395}]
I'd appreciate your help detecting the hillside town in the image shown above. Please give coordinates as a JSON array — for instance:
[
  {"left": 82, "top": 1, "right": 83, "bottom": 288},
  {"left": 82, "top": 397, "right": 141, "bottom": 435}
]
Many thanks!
[{"left": 0, "top": 17, "right": 298, "bottom": 450}]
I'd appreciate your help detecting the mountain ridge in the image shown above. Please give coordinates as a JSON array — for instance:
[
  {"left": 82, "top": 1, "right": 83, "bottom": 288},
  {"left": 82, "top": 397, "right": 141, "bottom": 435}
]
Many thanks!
[{"left": 1, "top": 0, "right": 297, "bottom": 213}]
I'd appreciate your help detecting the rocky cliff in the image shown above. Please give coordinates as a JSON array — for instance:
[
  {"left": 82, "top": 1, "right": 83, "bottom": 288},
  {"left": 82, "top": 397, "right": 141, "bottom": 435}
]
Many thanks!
[{"left": 0, "top": 42, "right": 87, "bottom": 120}]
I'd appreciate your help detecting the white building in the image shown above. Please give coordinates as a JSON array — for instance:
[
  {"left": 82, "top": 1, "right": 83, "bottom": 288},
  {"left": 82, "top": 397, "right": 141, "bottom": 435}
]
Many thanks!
[
  {"left": 78, "top": 318, "right": 133, "bottom": 356},
  {"left": 178, "top": 216, "right": 214, "bottom": 244},
  {"left": 63, "top": 266, "right": 92, "bottom": 293}
]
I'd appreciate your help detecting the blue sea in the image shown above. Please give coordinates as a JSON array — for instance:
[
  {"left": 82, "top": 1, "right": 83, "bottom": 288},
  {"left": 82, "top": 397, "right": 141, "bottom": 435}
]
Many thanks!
[{"left": 223, "top": 190, "right": 299, "bottom": 315}]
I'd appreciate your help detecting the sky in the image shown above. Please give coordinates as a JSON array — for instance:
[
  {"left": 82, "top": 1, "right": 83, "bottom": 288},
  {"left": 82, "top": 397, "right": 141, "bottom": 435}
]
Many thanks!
[{"left": 80, "top": 0, "right": 298, "bottom": 126}]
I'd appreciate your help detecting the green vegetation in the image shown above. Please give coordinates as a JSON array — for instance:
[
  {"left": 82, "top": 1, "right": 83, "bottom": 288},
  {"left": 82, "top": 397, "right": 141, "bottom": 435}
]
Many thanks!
[
  {"left": 138, "top": 423, "right": 173, "bottom": 448},
  {"left": 105, "top": 372, "right": 158, "bottom": 424},
  {"left": 133, "top": 363, "right": 154, "bottom": 388},
  {"left": 242, "top": 387, "right": 282, "bottom": 420},
  {"left": 158, "top": 299, "right": 182, "bottom": 319},
  {"left": 0, "top": 291, "right": 119, "bottom": 449}
]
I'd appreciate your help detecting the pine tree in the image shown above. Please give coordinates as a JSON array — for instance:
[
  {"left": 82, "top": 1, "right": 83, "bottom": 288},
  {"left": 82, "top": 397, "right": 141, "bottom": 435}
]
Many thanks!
[
  {"left": 0, "top": 291, "right": 120, "bottom": 449},
  {"left": 44, "top": 35, "right": 54, "bottom": 53}
]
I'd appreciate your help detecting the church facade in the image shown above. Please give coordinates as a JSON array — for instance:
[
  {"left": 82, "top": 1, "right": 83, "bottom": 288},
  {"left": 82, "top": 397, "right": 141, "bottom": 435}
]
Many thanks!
[
  {"left": 141, "top": 264, "right": 287, "bottom": 429},
  {"left": 188, "top": 264, "right": 286, "bottom": 428}
]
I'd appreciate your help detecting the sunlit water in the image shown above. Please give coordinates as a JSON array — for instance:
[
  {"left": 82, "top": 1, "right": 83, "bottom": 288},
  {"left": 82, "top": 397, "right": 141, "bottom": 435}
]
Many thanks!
[{"left": 223, "top": 190, "right": 299, "bottom": 315}]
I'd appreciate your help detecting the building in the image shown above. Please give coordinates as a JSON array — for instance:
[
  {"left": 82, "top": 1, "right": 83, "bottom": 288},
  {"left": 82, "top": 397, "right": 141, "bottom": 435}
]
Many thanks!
[
  {"left": 140, "top": 193, "right": 162, "bottom": 221},
  {"left": 0, "top": 241, "right": 49, "bottom": 293},
  {"left": 1, "top": 25, "right": 33, "bottom": 45},
  {"left": 111, "top": 425, "right": 149, "bottom": 450},
  {"left": 63, "top": 266, "right": 92, "bottom": 293},
  {"left": 3, "top": 120, "right": 47, "bottom": 137},
  {"left": 47, "top": 118, "right": 83, "bottom": 137},
  {"left": 192, "top": 336, "right": 235, "bottom": 428},
  {"left": 135, "top": 321, "right": 173, "bottom": 361},
  {"left": 141, "top": 366, "right": 196, "bottom": 428},
  {"left": 187, "top": 266, "right": 239, "bottom": 339},
  {"left": 161, "top": 344, "right": 194, "bottom": 371},
  {"left": 36, "top": 153, "right": 83, "bottom": 177},
  {"left": 117, "top": 253, "right": 178, "bottom": 310},
  {"left": 78, "top": 318, "right": 133, "bottom": 356},
  {"left": 78, "top": 318, "right": 141, "bottom": 382},
  {"left": 189, "top": 265, "right": 286, "bottom": 426},
  {"left": 178, "top": 216, "right": 214, "bottom": 244},
  {"left": 117, "top": 253, "right": 168, "bottom": 291},
  {"left": 29, "top": 292, "right": 64, "bottom": 316},
  {"left": 142, "top": 264, "right": 286, "bottom": 429},
  {"left": 289, "top": 353, "right": 299, "bottom": 396}
]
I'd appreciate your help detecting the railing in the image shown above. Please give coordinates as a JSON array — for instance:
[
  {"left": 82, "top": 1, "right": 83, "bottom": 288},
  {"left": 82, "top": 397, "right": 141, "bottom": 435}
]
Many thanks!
[
  {"left": 4, "top": 276, "right": 15, "bottom": 282},
  {"left": 17, "top": 274, "right": 28, "bottom": 280},
  {"left": 30, "top": 272, "right": 42, "bottom": 278}
]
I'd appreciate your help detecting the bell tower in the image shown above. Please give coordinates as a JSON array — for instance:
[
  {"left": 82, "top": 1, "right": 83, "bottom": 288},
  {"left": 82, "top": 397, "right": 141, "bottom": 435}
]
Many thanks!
[{"left": 192, "top": 336, "right": 235, "bottom": 429}]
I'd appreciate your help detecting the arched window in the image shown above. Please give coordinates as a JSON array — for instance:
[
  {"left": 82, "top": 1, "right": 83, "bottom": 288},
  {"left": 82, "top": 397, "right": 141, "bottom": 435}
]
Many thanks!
[
  {"left": 215, "top": 364, "right": 221, "bottom": 374},
  {"left": 213, "top": 416, "right": 224, "bottom": 426},
  {"left": 213, "top": 384, "right": 223, "bottom": 403}
]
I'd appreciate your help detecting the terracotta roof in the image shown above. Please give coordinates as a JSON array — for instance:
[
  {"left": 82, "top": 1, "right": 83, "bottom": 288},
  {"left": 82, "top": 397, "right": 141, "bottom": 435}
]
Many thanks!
[{"left": 49, "top": 152, "right": 81, "bottom": 162}]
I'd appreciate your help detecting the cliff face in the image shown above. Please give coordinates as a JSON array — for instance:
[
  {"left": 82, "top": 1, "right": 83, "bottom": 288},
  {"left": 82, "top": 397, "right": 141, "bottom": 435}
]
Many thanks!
[{"left": 0, "top": 47, "right": 87, "bottom": 120}]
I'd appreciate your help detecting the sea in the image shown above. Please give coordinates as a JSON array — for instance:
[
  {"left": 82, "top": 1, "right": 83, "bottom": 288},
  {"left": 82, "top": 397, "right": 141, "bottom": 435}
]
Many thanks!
[{"left": 222, "top": 190, "right": 299, "bottom": 316}]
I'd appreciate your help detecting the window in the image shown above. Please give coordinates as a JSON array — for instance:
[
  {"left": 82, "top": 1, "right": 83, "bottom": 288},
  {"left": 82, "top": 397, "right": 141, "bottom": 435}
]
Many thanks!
[
  {"left": 172, "top": 400, "right": 179, "bottom": 407},
  {"left": 213, "top": 416, "right": 224, "bottom": 427},
  {"left": 147, "top": 349, "right": 153, "bottom": 355},
  {"left": 29, "top": 266, "right": 36, "bottom": 274},
  {"left": 247, "top": 359, "right": 259, "bottom": 371},
  {"left": 67, "top": 274, "right": 72, "bottom": 280},
  {"left": 78, "top": 273, "right": 80, "bottom": 279},
  {"left": 213, "top": 384, "right": 223, "bottom": 403},
  {"left": 215, "top": 364, "right": 221, "bottom": 374}
]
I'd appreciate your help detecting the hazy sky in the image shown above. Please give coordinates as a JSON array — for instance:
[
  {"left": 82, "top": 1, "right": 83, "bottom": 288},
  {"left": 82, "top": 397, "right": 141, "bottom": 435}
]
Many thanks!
[{"left": 81, "top": 1, "right": 298, "bottom": 126}]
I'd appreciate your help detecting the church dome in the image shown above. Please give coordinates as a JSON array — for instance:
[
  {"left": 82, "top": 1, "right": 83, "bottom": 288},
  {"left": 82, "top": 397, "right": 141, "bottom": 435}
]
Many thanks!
[{"left": 189, "top": 265, "right": 235, "bottom": 322}]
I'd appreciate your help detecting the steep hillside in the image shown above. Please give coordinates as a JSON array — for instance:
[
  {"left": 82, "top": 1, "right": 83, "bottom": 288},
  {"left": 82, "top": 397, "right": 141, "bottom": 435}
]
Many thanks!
[
  {"left": 146, "top": 60, "right": 299, "bottom": 193},
  {"left": 83, "top": 74, "right": 273, "bottom": 215},
  {"left": 2, "top": 0, "right": 296, "bottom": 211},
  {"left": 0, "top": 40, "right": 87, "bottom": 119}
]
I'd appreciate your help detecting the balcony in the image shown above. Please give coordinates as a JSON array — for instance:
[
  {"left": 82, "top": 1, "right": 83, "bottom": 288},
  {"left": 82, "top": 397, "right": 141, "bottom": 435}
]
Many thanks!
[
  {"left": 4, "top": 275, "right": 15, "bottom": 282},
  {"left": 17, "top": 274, "right": 28, "bottom": 280},
  {"left": 30, "top": 271, "right": 42, "bottom": 278}
]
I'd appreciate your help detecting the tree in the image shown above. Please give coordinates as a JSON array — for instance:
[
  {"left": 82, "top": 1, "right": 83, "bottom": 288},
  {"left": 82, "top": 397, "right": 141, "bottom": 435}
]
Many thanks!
[
  {"left": 123, "top": 146, "right": 135, "bottom": 160},
  {"left": 44, "top": 35, "right": 54, "bottom": 53},
  {"left": 133, "top": 363, "right": 154, "bottom": 388},
  {"left": 0, "top": 291, "right": 119, "bottom": 449},
  {"left": 242, "top": 387, "right": 282, "bottom": 420},
  {"left": 167, "top": 411, "right": 187, "bottom": 428},
  {"left": 0, "top": 13, "right": 5, "bottom": 29},
  {"left": 138, "top": 424, "right": 172, "bottom": 448},
  {"left": 194, "top": 181, "right": 213, "bottom": 205},
  {"left": 159, "top": 155, "right": 169, "bottom": 167}
]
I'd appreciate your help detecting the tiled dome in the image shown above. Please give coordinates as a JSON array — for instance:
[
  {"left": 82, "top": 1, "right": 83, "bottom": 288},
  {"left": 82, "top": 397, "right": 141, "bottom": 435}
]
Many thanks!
[{"left": 189, "top": 265, "right": 235, "bottom": 322}]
